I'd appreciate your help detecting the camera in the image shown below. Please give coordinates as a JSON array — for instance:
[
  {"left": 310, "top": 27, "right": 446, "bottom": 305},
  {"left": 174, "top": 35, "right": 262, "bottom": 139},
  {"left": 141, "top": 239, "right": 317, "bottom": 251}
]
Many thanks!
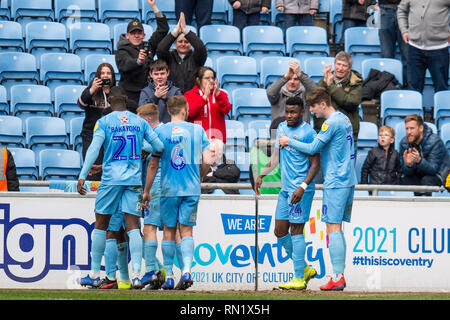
[
  {"left": 101, "top": 78, "right": 111, "bottom": 86},
  {"left": 143, "top": 41, "right": 150, "bottom": 55}
]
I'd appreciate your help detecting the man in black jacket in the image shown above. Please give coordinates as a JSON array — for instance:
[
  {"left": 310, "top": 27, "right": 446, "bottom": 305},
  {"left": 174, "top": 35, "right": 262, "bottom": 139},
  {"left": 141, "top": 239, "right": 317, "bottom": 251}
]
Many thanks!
[
  {"left": 115, "top": 0, "right": 169, "bottom": 108},
  {"left": 156, "top": 12, "right": 207, "bottom": 94}
]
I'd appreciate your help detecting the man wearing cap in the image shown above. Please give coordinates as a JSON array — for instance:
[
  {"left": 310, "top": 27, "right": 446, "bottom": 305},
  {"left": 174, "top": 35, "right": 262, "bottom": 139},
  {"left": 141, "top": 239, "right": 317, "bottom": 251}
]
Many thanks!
[{"left": 115, "top": 0, "right": 169, "bottom": 110}]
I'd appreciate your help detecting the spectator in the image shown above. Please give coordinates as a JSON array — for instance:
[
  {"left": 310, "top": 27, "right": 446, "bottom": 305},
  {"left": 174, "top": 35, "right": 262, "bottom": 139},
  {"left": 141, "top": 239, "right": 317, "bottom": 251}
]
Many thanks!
[
  {"left": 315, "top": 51, "right": 363, "bottom": 143},
  {"left": 266, "top": 60, "right": 316, "bottom": 124},
  {"left": 156, "top": 13, "right": 207, "bottom": 94},
  {"left": 77, "top": 63, "right": 116, "bottom": 181},
  {"left": 341, "top": 0, "right": 377, "bottom": 48},
  {"left": 185, "top": 66, "right": 232, "bottom": 143},
  {"left": 138, "top": 59, "right": 182, "bottom": 124},
  {"left": 228, "top": 0, "right": 271, "bottom": 31},
  {"left": 0, "top": 147, "right": 19, "bottom": 191},
  {"left": 377, "top": 1, "right": 408, "bottom": 86},
  {"left": 175, "top": 0, "right": 213, "bottom": 31},
  {"left": 202, "top": 139, "right": 241, "bottom": 194},
  {"left": 397, "top": 0, "right": 449, "bottom": 94},
  {"left": 399, "top": 114, "right": 450, "bottom": 196},
  {"left": 361, "top": 125, "right": 401, "bottom": 185},
  {"left": 276, "top": 0, "right": 318, "bottom": 31},
  {"left": 115, "top": 0, "right": 169, "bottom": 107}
]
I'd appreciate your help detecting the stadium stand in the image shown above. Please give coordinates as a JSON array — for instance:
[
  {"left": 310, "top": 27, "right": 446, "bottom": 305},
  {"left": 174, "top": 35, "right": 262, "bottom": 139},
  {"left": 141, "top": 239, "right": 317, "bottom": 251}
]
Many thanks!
[
  {"left": 8, "top": 147, "right": 38, "bottom": 180},
  {"left": 38, "top": 148, "right": 81, "bottom": 180},
  {"left": 0, "top": 20, "right": 24, "bottom": 52},
  {"left": 0, "top": 115, "right": 25, "bottom": 148}
]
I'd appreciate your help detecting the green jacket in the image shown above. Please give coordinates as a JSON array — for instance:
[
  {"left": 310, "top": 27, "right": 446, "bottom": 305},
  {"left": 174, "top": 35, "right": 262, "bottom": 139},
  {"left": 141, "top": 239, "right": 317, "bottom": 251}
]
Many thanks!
[{"left": 314, "top": 70, "right": 363, "bottom": 142}]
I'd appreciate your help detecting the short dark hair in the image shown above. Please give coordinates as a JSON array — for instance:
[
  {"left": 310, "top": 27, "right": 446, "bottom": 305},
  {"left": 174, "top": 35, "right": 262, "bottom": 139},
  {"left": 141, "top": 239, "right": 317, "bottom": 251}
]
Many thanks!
[
  {"left": 149, "top": 59, "right": 169, "bottom": 73},
  {"left": 306, "top": 87, "right": 332, "bottom": 107},
  {"left": 404, "top": 114, "right": 424, "bottom": 127},
  {"left": 285, "top": 96, "right": 304, "bottom": 110}
]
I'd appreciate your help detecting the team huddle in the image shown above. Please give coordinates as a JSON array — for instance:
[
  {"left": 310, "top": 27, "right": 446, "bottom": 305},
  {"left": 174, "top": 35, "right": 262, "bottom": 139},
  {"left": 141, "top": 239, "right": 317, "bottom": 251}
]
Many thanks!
[{"left": 76, "top": 86, "right": 356, "bottom": 292}]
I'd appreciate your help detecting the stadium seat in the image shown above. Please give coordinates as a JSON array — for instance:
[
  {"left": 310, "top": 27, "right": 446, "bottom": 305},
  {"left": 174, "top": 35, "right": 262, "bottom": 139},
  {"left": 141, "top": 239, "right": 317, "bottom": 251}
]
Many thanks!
[
  {"left": 25, "top": 117, "right": 69, "bottom": 161},
  {"left": 235, "top": 151, "right": 251, "bottom": 182},
  {"left": 329, "top": 0, "right": 343, "bottom": 44},
  {"left": 361, "top": 58, "right": 403, "bottom": 86},
  {"left": 0, "top": 0, "right": 10, "bottom": 21},
  {"left": 0, "top": 115, "right": 25, "bottom": 148},
  {"left": 232, "top": 88, "right": 271, "bottom": 121},
  {"left": 69, "top": 116, "right": 84, "bottom": 153},
  {"left": 40, "top": 53, "right": 84, "bottom": 99},
  {"left": 98, "top": 0, "right": 141, "bottom": 38},
  {"left": 211, "top": 0, "right": 229, "bottom": 24},
  {"left": 54, "top": 0, "right": 98, "bottom": 24},
  {"left": 357, "top": 121, "right": 378, "bottom": 152},
  {"left": 84, "top": 54, "right": 120, "bottom": 84},
  {"left": 25, "top": 21, "right": 68, "bottom": 68},
  {"left": 260, "top": 56, "right": 299, "bottom": 88},
  {"left": 0, "top": 21, "right": 24, "bottom": 52},
  {"left": 434, "top": 90, "right": 450, "bottom": 131},
  {"left": 286, "top": 26, "right": 329, "bottom": 60},
  {"left": 355, "top": 150, "right": 368, "bottom": 183},
  {"left": 0, "top": 52, "right": 39, "bottom": 99},
  {"left": 304, "top": 56, "right": 335, "bottom": 83},
  {"left": 11, "top": 0, "right": 54, "bottom": 36},
  {"left": 225, "top": 119, "right": 246, "bottom": 154},
  {"left": 380, "top": 90, "right": 423, "bottom": 128},
  {"left": 200, "top": 24, "right": 242, "bottom": 57},
  {"left": 8, "top": 147, "right": 38, "bottom": 180},
  {"left": 10, "top": 85, "right": 54, "bottom": 128},
  {"left": 216, "top": 56, "right": 259, "bottom": 96},
  {"left": 0, "top": 85, "right": 8, "bottom": 115},
  {"left": 440, "top": 122, "right": 450, "bottom": 151},
  {"left": 68, "top": 22, "right": 112, "bottom": 67},
  {"left": 247, "top": 119, "right": 271, "bottom": 150},
  {"left": 113, "top": 22, "right": 154, "bottom": 51},
  {"left": 39, "top": 149, "right": 81, "bottom": 180},
  {"left": 242, "top": 25, "right": 285, "bottom": 57},
  {"left": 142, "top": 0, "right": 176, "bottom": 25},
  {"left": 345, "top": 27, "right": 381, "bottom": 73},
  {"left": 54, "top": 85, "right": 86, "bottom": 132}
]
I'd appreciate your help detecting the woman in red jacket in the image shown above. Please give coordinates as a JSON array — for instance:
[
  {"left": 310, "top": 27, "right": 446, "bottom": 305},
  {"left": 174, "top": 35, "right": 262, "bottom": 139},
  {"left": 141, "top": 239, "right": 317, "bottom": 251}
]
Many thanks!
[{"left": 185, "top": 66, "right": 232, "bottom": 143}]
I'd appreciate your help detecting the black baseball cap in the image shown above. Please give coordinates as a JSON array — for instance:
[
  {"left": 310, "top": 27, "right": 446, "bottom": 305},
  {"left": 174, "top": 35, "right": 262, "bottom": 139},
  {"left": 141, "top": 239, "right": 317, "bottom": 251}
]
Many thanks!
[{"left": 127, "top": 20, "right": 144, "bottom": 33}]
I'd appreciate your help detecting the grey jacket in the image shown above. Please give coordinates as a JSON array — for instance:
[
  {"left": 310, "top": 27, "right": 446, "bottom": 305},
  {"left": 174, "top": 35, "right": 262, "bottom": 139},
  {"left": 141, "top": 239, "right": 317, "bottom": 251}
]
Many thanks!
[
  {"left": 397, "top": 0, "right": 450, "bottom": 47},
  {"left": 275, "top": 0, "right": 319, "bottom": 14},
  {"left": 266, "top": 73, "right": 316, "bottom": 122}
]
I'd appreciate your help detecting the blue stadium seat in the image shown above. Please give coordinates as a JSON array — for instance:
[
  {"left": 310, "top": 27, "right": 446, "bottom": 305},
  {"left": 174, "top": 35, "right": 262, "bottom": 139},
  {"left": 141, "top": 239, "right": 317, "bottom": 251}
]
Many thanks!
[
  {"left": 434, "top": 90, "right": 450, "bottom": 131},
  {"left": 54, "top": 85, "right": 86, "bottom": 132},
  {"left": 25, "top": 21, "right": 68, "bottom": 68},
  {"left": 0, "top": 21, "right": 24, "bottom": 52},
  {"left": 84, "top": 54, "right": 120, "bottom": 83},
  {"left": 54, "top": 0, "right": 97, "bottom": 24},
  {"left": 69, "top": 116, "right": 84, "bottom": 153},
  {"left": 11, "top": 0, "right": 54, "bottom": 36},
  {"left": 440, "top": 122, "right": 450, "bottom": 151},
  {"left": 247, "top": 119, "right": 271, "bottom": 150},
  {"left": 329, "top": 0, "right": 343, "bottom": 44},
  {"left": 235, "top": 151, "right": 250, "bottom": 182},
  {"left": 200, "top": 24, "right": 242, "bottom": 57},
  {"left": 242, "top": 25, "right": 285, "bottom": 57},
  {"left": 380, "top": 90, "right": 423, "bottom": 128},
  {"left": 260, "top": 56, "right": 300, "bottom": 88},
  {"left": 357, "top": 121, "right": 378, "bottom": 152},
  {"left": 232, "top": 88, "right": 271, "bottom": 121},
  {"left": 98, "top": 0, "right": 141, "bottom": 38},
  {"left": 113, "top": 22, "right": 154, "bottom": 51},
  {"left": 25, "top": 117, "right": 69, "bottom": 161},
  {"left": 0, "top": 52, "right": 39, "bottom": 100},
  {"left": 361, "top": 58, "right": 403, "bottom": 86},
  {"left": 211, "top": 0, "right": 229, "bottom": 24},
  {"left": 304, "top": 56, "right": 335, "bottom": 83},
  {"left": 0, "top": 85, "right": 8, "bottom": 115},
  {"left": 68, "top": 22, "right": 112, "bottom": 67},
  {"left": 39, "top": 149, "right": 81, "bottom": 181},
  {"left": 0, "top": 115, "right": 25, "bottom": 148},
  {"left": 0, "top": 0, "right": 10, "bottom": 21},
  {"left": 142, "top": 0, "right": 176, "bottom": 24},
  {"left": 345, "top": 27, "right": 381, "bottom": 73},
  {"left": 355, "top": 150, "right": 368, "bottom": 183},
  {"left": 286, "top": 26, "right": 329, "bottom": 60},
  {"left": 10, "top": 85, "right": 54, "bottom": 128},
  {"left": 40, "top": 53, "right": 84, "bottom": 99},
  {"left": 225, "top": 119, "right": 246, "bottom": 154},
  {"left": 8, "top": 147, "right": 38, "bottom": 180},
  {"left": 216, "top": 56, "right": 259, "bottom": 96}
]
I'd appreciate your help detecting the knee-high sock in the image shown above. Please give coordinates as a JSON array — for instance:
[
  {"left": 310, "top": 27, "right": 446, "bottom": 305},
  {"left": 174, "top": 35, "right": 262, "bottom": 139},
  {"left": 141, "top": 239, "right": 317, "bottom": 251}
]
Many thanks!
[
  {"left": 175, "top": 242, "right": 184, "bottom": 271},
  {"left": 161, "top": 240, "right": 175, "bottom": 277},
  {"left": 90, "top": 229, "right": 106, "bottom": 277},
  {"left": 104, "top": 238, "right": 118, "bottom": 280},
  {"left": 181, "top": 236, "right": 194, "bottom": 274},
  {"left": 328, "top": 232, "right": 346, "bottom": 275},
  {"left": 117, "top": 242, "right": 129, "bottom": 281},
  {"left": 144, "top": 240, "right": 158, "bottom": 272},
  {"left": 127, "top": 228, "right": 143, "bottom": 276},
  {"left": 278, "top": 233, "right": 293, "bottom": 259},
  {"left": 291, "top": 234, "right": 306, "bottom": 279}
]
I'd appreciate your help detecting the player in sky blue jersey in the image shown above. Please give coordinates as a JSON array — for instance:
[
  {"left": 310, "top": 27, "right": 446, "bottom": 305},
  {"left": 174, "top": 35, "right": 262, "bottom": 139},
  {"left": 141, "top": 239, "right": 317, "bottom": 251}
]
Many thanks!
[
  {"left": 143, "top": 96, "right": 212, "bottom": 290},
  {"left": 77, "top": 87, "right": 164, "bottom": 290},
  {"left": 279, "top": 87, "right": 358, "bottom": 291},
  {"left": 255, "top": 96, "right": 320, "bottom": 290}
]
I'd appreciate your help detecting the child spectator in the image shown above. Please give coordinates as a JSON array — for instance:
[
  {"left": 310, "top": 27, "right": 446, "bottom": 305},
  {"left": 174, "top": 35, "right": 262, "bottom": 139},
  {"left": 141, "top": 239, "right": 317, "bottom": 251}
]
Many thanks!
[{"left": 361, "top": 125, "right": 401, "bottom": 185}]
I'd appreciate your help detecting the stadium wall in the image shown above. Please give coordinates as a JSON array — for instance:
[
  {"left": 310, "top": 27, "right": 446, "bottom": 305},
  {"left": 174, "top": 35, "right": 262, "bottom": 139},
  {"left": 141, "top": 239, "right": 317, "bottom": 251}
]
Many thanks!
[{"left": 0, "top": 193, "right": 449, "bottom": 292}]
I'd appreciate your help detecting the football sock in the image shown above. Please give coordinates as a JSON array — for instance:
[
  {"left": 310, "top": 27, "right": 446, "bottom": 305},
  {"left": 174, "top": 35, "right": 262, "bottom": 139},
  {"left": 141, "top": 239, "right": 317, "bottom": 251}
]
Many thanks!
[
  {"left": 175, "top": 242, "right": 184, "bottom": 271},
  {"left": 90, "top": 229, "right": 106, "bottom": 277},
  {"left": 291, "top": 234, "right": 306, "bottom": 279},
  {"left": 328, "top": 232, "right": 346, "bottom": 275},
  {"left": 127, "top": 228, "right": 143, "bottom": 275},
  {"left": 181, "top": 236, "right": 194, "bottom": 274},
  {"left": 104, "top": 238, "right": 118, "bottom": 280},
  {"left": 161, "top": 240, "right": 176, "bottom": 277},
  {"left": 144, "top": 240, "right": 158, "bottom": 272},
  {"left": 117, "top": 241, "right": 129, "bottom": 281},
  {"left": 278, "top": 233, "right": 293, "bottom": 259}
]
